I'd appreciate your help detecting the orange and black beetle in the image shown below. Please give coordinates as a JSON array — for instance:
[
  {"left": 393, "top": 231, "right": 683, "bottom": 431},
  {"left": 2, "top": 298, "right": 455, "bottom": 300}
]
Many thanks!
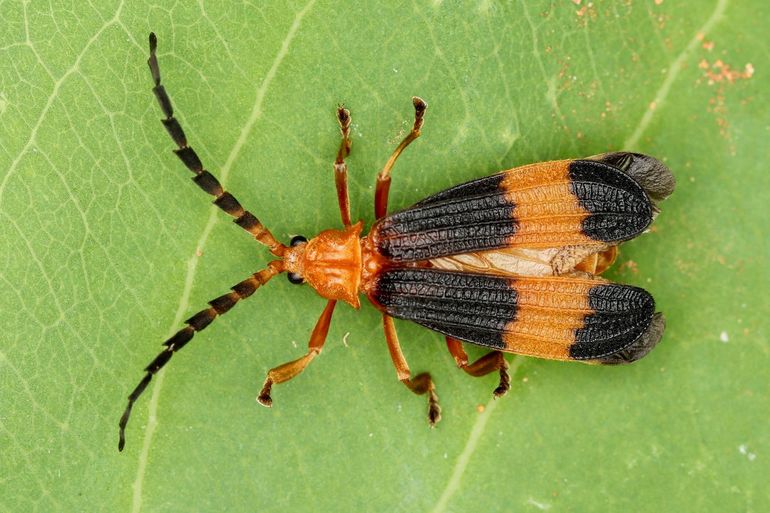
[{"left": 119, "top": 33, "right": 675, "bottom": 451}]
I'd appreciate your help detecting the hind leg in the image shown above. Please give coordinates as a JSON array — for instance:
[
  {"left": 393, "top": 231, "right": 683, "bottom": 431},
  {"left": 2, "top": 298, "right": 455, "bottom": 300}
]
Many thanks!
[{"left": 446, "top": 337, "right": 510, "bottom": 397}]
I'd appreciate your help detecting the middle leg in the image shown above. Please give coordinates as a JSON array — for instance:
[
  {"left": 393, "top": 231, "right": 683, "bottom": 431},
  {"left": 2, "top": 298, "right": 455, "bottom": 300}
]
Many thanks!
[
  {"left": 333, "top": 106, "right": 353, "bottom": 227},
  {"left": 382, "top": 314, "right": 441, "bottom": 426}
]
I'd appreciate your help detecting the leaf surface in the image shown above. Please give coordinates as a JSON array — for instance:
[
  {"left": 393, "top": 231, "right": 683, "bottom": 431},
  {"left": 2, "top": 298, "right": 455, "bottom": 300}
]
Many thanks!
[{"left": 1, "top": 1, "right": 768, "bottom": 512}]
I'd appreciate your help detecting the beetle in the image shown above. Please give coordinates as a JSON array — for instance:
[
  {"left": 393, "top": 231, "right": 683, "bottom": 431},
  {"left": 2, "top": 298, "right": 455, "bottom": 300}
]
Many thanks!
[{"left": 118, "top": 33, "right": 675, "bottom": 451}]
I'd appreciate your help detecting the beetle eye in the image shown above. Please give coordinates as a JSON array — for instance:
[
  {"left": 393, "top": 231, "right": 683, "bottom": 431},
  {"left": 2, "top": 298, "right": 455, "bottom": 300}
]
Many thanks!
[
  {"left": 287, "top": 272, "right": 304, "bottom": 285},
  {"left": 290, "top": 235, "right": 308, "bottom": 247}
]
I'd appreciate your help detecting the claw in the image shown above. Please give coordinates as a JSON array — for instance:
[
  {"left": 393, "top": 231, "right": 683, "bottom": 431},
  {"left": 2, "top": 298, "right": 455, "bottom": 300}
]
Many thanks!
[
  {"left": 493, "top": 367, "right": 511, "bottom": 398},
  {"left": 257, "top": 379, "right": 273, "bottom": 407},
  {"left": 428, "top": 390, "right": 441, "bottom": 427}
]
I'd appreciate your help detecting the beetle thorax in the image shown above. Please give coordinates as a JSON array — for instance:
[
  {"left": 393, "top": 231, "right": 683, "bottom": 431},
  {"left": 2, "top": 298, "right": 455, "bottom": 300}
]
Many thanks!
[{"left": 284, "top": 221, "right": 363, "bottom": 308}]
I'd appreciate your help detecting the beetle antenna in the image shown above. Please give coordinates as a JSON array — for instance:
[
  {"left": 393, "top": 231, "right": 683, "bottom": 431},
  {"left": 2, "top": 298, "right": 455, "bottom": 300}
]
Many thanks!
[
  {"left": 118, "top": 261, "right": 284, "bottom": 451},
  {"left": 147, "top": 32, "right": 286, "bottom": 256}
]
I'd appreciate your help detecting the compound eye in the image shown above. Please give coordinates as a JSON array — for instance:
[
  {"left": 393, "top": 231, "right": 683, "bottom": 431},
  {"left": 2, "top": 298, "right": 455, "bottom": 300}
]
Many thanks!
[
  {"left": 290, "top": 235, "right": 308, "bottom": 247},
  {"left": 287, "top": 272, "right": 304, "bottom": 285}
]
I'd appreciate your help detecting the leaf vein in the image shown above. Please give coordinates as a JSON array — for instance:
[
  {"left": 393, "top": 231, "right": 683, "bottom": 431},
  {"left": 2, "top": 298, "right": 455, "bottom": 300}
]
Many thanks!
[
  {"left": 0, "top": 7, "right": 125, "bottom": 206},
  {"left": 623, "top": 0, "right": 729, "bottom": 149},
  {"left": 430, "top": 357, "right": 525, "bottom": 513}
]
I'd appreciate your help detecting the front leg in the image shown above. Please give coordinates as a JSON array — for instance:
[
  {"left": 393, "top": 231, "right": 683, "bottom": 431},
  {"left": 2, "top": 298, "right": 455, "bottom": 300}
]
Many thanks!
[
  {"left": 257, "top": 300, "right": 337, "bottom": 406},
  {"left": 333, "top": 106, "right": 353, "bottom": 227},
  {"left": 382, "top": 314, "right": 441, "bottom": 426},
  {"left": 374, "top": 97, "right": 428, "bottom": 219}
]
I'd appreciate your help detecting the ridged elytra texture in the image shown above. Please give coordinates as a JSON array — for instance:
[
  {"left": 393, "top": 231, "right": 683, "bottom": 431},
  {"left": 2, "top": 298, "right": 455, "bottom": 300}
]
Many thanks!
[
  {"left": 569, "top": 283, "right": 656, "bottom": 359},
  {"left": 374, "top": 268, "right": 517, "bottom": 349},
  {"left": 374, "top": 174, "right": 515, "bottom": 262},
  {"left": 568, "top": 160, "right": 653, "bottom": 242}
]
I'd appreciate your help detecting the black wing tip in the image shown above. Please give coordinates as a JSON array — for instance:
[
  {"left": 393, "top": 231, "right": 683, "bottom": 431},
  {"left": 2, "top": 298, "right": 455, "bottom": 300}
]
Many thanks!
[
  {"left": 569, "top": 284, "right": 658, "bottom": 361},
  {"left": 569, "top": 158, "right": 664, "bottom": 243},
  {"left": 590, "top": 311, "right": 666, "bottom": 365}
]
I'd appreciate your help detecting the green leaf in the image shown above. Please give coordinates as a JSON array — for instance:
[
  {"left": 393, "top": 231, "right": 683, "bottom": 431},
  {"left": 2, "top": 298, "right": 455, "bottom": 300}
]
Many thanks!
[{"left": 2, "top": 1, "right": 768, "bottom": 511}]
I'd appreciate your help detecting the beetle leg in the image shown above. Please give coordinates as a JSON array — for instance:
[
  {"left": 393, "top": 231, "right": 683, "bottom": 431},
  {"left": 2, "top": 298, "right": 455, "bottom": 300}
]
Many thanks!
[
  {"left": 446, "top": 337, "right": 510, "bottom": 398},
  {"left": 334, "top": 106, "right": 353, "bottom": 227},
  {"left": 591, "top": 245, "right": 618, "bottom": 275},
  {"left": 257, "top": 300, "right": 337, "bottom": 406},
  {"left": 382, "top": 314, "right": 441, "bottom": 426},
  {"left": 374, "top": 97, "right": 428, "bottom": 219}
]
